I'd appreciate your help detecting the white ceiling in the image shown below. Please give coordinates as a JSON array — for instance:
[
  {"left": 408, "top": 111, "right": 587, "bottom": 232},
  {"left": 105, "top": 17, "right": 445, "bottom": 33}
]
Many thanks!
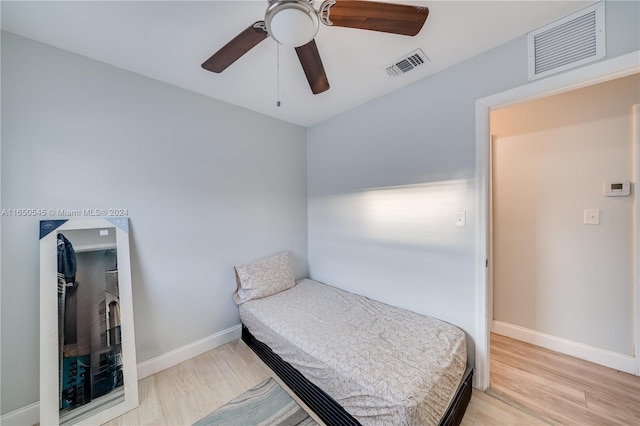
[{"left": 1, "top": 0, "right": 594, "bottom": 127}]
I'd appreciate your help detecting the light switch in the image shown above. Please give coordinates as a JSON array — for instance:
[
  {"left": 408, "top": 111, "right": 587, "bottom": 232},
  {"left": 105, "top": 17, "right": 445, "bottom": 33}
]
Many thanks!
[
  {"left": 584, "top": 209, "right": 600, "bottom": 225},
  {"left": 455, "top": 211, "right": 466, "bottom": 228}
]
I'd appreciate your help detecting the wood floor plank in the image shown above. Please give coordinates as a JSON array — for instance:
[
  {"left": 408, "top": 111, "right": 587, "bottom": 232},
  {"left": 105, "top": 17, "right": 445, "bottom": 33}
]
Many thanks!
[
  {"left": 490, "top": 369, "right": 585, "bottom": 425},
  {"left": 491, "top": 334, "right": 580, "bottom": 369},
  {"left": 492, "top": 345, "right": 640, "bottom": 417},
  {"left": 136, "top": 376, "right": 163, "bottom": 425},
  {"left": 575, "top": 360, "right": 640, "bottom": 401},
  {"left": 467, "top": 389, "right": 549, "bottom": 426},
  {"left": 492, "top": 338, "right": 639, "bottom": 403},
  {"left": 196, "top": 350, "right": 246, "bottom": 400},
  {"left": 584, "top": 389, "right": 640, "bottom": 425},
  {"left": 105, "top": 338, "right": 543, "bottom": 425},
  {"left": 491, "top": 360, "right": 587, "bottom": 406},
  {"left": 153, "top": 368, "right": 192, "bottom": 426},
  {"left": 490, "top": 332, "right": 640, "bottom": 426},
  {"left": 491, "top": 341, "right": 582, "bottom": 383}
]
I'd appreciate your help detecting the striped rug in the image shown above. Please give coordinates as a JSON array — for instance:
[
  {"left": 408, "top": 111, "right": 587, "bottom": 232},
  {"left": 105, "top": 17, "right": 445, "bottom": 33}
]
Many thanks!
[{"left": 193, "top": 378, "right": 318, "bottom": 426}]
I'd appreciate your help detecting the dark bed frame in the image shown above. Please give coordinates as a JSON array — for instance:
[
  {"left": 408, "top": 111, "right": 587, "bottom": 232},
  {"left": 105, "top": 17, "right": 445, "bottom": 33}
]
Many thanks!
[{"left": 242, "top": 325, "right": 474, "bottom": 426}]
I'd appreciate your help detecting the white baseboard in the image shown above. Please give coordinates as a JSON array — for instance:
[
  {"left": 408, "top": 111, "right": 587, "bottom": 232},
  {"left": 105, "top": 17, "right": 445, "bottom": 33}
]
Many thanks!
[
  {"left": 136, "top": 324, "right": 242, "bottom": 379},
  {"left": 492, "top": 320, "right": 637, "bottom": 375},
  {"left": 0, "top": 325, "right": 242, "bottom": 425},
  {"left": 0, "top": 401, "right": 39, "bottom": 426}
]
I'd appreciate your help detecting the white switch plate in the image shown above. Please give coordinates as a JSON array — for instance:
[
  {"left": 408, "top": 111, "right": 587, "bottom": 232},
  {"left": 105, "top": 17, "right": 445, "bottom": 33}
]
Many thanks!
[
  {"left": 455, "top": 211, "right": 466, "bottom": 228},
  {"left": 584, "top": 209, "right": 600, "bottom": 225}
]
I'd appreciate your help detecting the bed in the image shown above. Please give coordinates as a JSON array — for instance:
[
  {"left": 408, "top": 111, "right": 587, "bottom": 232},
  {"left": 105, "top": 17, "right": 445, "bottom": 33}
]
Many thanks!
[{"left": 233, "top": 251, "right": 473, "bottom": 426}]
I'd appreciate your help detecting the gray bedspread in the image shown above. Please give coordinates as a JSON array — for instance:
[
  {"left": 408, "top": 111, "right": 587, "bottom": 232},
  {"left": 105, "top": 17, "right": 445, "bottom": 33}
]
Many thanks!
[{"left": 239, "top": 279, "right": 467, "bottom": 425}]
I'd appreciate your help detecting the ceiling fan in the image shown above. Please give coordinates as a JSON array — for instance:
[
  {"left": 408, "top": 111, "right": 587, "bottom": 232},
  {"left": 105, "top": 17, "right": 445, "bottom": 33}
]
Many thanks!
[{"left": 201, "top": 0, "right": 429, "bottom": 95}]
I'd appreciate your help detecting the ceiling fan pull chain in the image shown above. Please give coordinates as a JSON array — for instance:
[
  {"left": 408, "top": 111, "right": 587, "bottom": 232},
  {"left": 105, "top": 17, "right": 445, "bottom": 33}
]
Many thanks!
[{"left": 276, "top": 42, "right": 281, "bottom": 107}]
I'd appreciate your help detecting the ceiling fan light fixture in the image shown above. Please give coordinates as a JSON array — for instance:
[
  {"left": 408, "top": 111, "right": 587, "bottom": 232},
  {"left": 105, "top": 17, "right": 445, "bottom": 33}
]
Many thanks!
[
  {"left": 265, "top": 0, "right": 319, "bottom": 47},
  {"left": 203, "top": 0, "right": 430, "bottom": 95}
]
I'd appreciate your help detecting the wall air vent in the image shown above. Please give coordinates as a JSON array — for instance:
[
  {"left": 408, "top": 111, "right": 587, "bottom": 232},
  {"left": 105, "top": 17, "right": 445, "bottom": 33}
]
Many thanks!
[
  {"left": 386, "top": 49, "right": 429, "bottom": 77},
  {"left": 528, "top": 2, "right": 605, "bottom": 81}
]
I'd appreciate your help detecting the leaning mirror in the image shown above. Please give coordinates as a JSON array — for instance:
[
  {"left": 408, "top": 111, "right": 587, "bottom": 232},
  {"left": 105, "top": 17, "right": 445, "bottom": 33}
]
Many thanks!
[{"left": 39, "top": 218, "right": 138, "bottom": 425}]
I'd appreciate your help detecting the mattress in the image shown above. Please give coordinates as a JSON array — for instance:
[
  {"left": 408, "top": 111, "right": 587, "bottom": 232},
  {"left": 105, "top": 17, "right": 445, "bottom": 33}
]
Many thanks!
[{"left": 239, "top": 279, "right": 467, "bottom": 425}]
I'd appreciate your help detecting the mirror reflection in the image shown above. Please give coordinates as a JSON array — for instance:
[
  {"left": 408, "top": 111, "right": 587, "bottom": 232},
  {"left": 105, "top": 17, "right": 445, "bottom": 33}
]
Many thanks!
[{"left": 56, "top": 228, "right": 124, "bottom": 424}]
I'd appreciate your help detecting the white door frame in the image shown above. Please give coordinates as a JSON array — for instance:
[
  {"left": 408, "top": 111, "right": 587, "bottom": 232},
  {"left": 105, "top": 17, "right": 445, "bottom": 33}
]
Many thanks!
[
  {"left": 474, "top": 50, "right": 640, "bottom": 390},
  {"left": 634, "top": 102, "right": 640, "bottom": 377}
]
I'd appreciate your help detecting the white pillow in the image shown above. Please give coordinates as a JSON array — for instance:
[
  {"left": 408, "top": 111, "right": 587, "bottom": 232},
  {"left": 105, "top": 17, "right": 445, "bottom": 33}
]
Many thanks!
[{"left": 233, "top": 251, "right": 296, "bottom": 305}]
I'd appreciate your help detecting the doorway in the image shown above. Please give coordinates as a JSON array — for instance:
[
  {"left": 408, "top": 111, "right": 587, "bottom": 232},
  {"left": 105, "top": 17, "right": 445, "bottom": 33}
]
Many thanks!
[
  {"left": 474, "top": 51, "right": 640, "bottom": 391},
  {"left": 486, "top": 74, "right": 640, "bottom": 424},
  {"left": 491, "top": 75, "right": 638, "bottom": 365}
]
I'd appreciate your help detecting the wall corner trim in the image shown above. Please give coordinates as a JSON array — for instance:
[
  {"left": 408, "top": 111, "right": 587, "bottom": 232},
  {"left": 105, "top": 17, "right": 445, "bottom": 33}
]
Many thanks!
[{"left": 0, "top": 325, "right": 242, "bottom": 425}]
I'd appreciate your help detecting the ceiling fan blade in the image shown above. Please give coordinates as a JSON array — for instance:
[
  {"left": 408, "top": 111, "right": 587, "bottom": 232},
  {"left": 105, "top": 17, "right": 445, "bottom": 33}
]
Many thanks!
[
  {"left": 324, "top": 1, "right": 429, "bottom": 36},
  {"left": 295, "top": 40, "right": 330, "bottom": 95},
  {"left": 202, "top": 21, "right": 269, "bottom": 73}
]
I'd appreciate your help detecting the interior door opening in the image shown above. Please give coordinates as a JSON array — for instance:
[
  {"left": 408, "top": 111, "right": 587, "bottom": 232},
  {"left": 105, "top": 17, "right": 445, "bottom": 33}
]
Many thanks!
[{"left": 484, "top": 74, "right": 640, "bottom": 424}]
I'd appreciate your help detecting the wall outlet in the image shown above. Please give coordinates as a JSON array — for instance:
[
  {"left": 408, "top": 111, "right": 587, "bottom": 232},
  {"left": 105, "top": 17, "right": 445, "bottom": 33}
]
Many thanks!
[
  {"left": 584, "top": 209, "right": 600, "bottom": 225},
  {"left": 455, "top": 211, "right": 466, "bottom": 228}
]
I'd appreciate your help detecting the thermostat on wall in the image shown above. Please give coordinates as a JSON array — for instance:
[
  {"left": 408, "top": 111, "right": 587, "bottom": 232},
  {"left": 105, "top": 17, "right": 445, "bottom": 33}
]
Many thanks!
[{"left": 604, "top": 181, "right": 631, "bottom": 197}]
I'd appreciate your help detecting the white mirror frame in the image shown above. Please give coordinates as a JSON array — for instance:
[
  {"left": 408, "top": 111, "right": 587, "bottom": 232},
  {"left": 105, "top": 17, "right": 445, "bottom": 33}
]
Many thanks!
[{"left": 39, "top": 218, "right": 138, "bottom": 425}]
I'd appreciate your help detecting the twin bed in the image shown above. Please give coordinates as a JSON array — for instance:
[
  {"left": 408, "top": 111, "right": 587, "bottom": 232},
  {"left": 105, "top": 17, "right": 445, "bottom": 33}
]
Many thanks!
[{"left": 233, "top": 252, "right": 473, "bottom": 425}]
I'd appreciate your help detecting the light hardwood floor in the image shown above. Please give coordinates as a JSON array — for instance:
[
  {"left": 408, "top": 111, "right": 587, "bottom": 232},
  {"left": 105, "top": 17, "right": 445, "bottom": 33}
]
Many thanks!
[
  {"left": 489, "top": 332, "right": 640, "bottom": 426},
  {"left": 105, "top": 338, "right": 543, "bottom": 425}
]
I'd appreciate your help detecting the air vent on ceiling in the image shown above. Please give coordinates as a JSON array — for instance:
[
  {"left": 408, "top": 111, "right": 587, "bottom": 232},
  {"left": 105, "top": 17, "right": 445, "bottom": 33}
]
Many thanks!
[
  {"left": 386, "top": 49, "right": 429, "bottom": 77},
  {"left": 527, "top": 2, "right": 605, "bottom": 81}
]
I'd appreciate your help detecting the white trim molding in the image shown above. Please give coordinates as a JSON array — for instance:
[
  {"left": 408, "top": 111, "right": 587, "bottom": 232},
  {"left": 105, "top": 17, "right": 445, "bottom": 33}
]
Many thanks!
[
  {"left": 474, "top": 101, "right": 491, "bottom": 390},
  {"left": 475, "top": 50, "right": 640, "bottom": 390},
  {"left": 493, "top": 321, "right": 637, "bottom": 374},
  {"left": 137, "top": 324, "right": 242, "bottom": 379},
  {"left": 1, "top": 325, "right": 242, "bottom": 426},
  {"left": 0, "top": 401, "right": 39, "bottom": 426},
  {"left": 634, "top": 103, "right": 640, "bottom": 376}
]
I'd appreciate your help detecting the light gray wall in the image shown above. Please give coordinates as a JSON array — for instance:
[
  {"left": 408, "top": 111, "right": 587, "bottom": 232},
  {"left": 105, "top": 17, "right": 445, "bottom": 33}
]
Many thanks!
[
  {"left": 1, "top": 32, "right": 307, "bottom": 415},
  {"left": 307, "top": 0, "right": 640, "bottom": 367},
  {"left": 492, "top": 75, "right": 639, "bottom": 355}
]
